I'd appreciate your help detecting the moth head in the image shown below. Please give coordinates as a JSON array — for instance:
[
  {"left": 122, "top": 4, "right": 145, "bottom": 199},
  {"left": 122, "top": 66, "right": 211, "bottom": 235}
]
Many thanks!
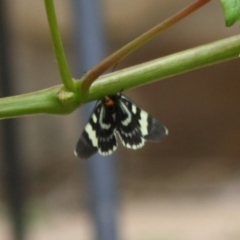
[{"left": 103, "top": 95, "right": 118, "bottom": 113}]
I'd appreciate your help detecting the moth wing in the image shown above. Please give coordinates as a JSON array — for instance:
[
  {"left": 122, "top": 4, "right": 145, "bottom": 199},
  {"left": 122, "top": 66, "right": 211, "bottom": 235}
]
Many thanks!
[
  {"left": 117, "top": 95, "right": 168, "bottom": 148},
  {"left": 116, "top": 96, "right": 145, "bottom": 149},
  {"left": 75, "top": 101, "right": 101, "bottom": 159},
  {"left": 96, "top": 104, "right": 117, "bottom": 156},
  {"left": 75, "top": 101, "right": 117, "bottom": 159},
  {"left": 144, "top": 115, "right": 168, "bottom": 141},
  {"left": 75, "top": 129, "right": 98, "bottom": 159}
]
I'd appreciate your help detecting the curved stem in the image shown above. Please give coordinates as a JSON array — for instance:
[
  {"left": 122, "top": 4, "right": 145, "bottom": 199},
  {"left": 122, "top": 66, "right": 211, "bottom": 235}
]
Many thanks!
[
  {"left": 44, "top": 0, "right": 75, "bottom": 91},
  {"left": 81, "top": 0, "right": 211, "bottom": 93}
]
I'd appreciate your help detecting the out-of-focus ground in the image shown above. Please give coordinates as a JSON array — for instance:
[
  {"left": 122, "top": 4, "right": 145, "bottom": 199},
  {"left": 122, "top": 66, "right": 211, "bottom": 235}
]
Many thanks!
[
  {"left": 1, "top": 0, "right": 240, "bottom": 239},
  {"left": 2, "top": 181, "right": 240, "bottom": 240}
]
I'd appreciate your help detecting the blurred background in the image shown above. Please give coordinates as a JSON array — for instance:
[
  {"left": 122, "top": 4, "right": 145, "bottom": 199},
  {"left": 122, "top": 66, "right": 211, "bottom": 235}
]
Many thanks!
[{"left": 1, "top": 0, "right": 240, "bottom": 240}]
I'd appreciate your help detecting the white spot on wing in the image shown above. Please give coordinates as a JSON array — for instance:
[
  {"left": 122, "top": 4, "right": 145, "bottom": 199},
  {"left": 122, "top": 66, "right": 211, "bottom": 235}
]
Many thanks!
[
  {"left": 132, "top": 104, "right": 137, "bottom": 114},
  {"left": 99, "top": 143, "right": 117, "bottom": 156},
  {"left": 139, "top": 110, "right": 148, "bottom": 136},
  {"left": 92, "top": 114, "right": 97, "bottom": 123},
  {"left": 85, "top": 123, "right": 98, "bottom": 147},
  {"left": 99, "top": 106, "right": 111, "bottom": 129},
  {"left": 124, "top": 139, "right": 145, "bottom": 149},
  {"left": 99, "top": 133, "right": 115, "bottom": 143},
  {"left": 117, "top": 131, "right": 145, "bottom": 149},
  {"left": 119, "top": 101, "right": 132, "bottom": 126}
]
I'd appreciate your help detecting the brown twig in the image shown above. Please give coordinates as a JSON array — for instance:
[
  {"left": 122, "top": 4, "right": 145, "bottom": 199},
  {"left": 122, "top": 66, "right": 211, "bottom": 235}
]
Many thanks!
[{"left": 81, "top": 0, "right": 211, "bottom": 94}]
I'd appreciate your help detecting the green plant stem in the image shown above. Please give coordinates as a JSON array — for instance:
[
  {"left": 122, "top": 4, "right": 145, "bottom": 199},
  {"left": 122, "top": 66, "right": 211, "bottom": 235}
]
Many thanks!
[
  {"left": 81, "top": 0, "right": 211, "bottom": 93},
  {"left": 44, "top": 0, "right": 75, "bottom": 91},
  {"left": 0, "top": 86, "right": 79, "bottom": 119},
  {"left": 0, "top": 34, "right": 240, "bottom": 119},
  {"left": 84, "top": 34, "right": 240, "bottom": 101}
]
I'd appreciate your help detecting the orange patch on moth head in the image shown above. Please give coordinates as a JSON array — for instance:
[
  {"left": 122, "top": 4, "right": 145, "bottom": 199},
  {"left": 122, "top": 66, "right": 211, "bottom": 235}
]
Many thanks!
[{"left": 104, "top": 97, "right": 116, "bottom": 107}]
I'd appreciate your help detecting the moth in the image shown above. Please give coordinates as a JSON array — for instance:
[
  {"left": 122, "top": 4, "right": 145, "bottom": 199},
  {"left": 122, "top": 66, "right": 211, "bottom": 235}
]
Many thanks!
[{"left": 74, "top": 93, "right": 168, "bottom": 159}]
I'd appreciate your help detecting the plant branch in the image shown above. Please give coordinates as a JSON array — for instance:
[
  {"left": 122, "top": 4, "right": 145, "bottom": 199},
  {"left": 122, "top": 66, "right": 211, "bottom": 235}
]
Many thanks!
[
  {"left": 82, "top": 34, "right": 240, "bottom": 101},
  {"left": 0, "top": 34, "right": 239, "bottom": 119},
  {"left": 44, "top": 0, "right": 75, "bottom": 91},
  {"left": 81, "top": 0, "right": 211, "bottom": 93},
  {"left": 0, "top": 86, "right": 79, "bottom": 119}
]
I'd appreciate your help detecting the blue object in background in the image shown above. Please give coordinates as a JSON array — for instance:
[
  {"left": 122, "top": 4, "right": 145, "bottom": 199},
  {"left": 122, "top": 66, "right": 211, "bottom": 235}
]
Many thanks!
[{"left": 72, "top": 1, "right": 119, "bottom": 240}]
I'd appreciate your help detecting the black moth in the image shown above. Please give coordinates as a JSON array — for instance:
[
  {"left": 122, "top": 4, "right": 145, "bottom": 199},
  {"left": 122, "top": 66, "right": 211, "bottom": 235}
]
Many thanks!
[{"left": 75, "top": 93, "right": 168, "bottom": 159}]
